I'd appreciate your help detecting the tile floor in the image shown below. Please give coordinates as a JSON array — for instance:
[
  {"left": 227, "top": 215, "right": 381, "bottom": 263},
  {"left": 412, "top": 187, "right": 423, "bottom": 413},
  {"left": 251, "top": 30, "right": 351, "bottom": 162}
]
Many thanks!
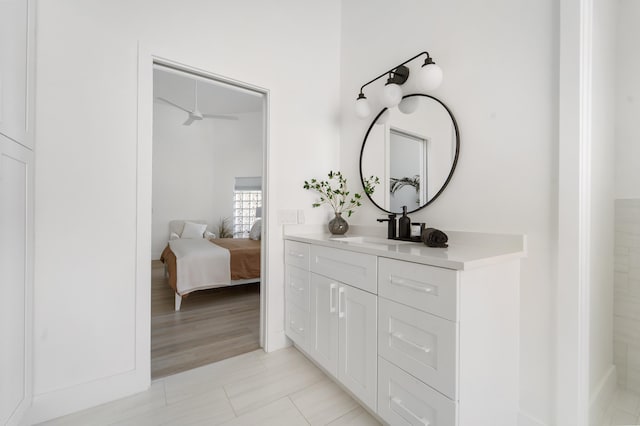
[
  {"left": 39, "top": 347, "right": 382, "bottom": 426},
  {"left": 601, "top": 388, "right": 640, "bottom": 426}
]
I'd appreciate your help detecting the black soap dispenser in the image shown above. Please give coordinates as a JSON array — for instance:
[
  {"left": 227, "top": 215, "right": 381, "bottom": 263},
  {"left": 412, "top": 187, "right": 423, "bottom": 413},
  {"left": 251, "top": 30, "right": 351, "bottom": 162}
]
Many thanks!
[{"left": 398, "top": 206, "right": 411, "bottom": 239}]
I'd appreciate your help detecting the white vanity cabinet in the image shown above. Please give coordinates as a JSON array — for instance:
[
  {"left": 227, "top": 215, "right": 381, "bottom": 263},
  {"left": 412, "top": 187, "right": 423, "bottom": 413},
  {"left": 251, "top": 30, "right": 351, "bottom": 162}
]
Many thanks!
[
  {"left": 304, "top": 245, "right": 378, "bottom": 410},
  {"left": 284, "top": 240, "right": 311, "bottom": 350},
  {"left": 284, "top": 232, "right": 525, "bottom": 426}
]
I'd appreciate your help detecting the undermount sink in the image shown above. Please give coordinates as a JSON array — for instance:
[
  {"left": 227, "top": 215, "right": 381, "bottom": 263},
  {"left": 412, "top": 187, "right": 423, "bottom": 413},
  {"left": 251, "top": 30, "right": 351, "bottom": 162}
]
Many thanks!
[{"left": 328, "top": 236, "right": 415, "bottom": 246}]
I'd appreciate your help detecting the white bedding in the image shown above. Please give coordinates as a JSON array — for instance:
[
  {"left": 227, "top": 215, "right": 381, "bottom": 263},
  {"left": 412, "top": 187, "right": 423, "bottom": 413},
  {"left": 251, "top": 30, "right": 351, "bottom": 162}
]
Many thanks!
[{"left": 169, "top": 238, "right": 231, "bottom": 295}]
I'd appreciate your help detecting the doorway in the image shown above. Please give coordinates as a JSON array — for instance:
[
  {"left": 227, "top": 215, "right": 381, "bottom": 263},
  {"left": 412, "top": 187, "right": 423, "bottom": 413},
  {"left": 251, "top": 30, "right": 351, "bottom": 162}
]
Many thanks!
[{"left": 148, "top": 62, "right": 268, "bottom": 379}]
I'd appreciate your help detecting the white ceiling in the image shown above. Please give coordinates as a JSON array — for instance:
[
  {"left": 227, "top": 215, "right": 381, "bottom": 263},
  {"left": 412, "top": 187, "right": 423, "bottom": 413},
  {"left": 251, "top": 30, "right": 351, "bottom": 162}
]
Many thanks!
[{"left": 153, "top": 67, "right": 263, "bottom": 115}]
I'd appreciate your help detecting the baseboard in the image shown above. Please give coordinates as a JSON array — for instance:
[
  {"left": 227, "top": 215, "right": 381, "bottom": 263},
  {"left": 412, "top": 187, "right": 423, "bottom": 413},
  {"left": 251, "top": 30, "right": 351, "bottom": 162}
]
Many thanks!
[
  {"left": 265, "top": 329, "right": 289, "bottom": 352},
  {"left": 589, "top": 364, "right": 617, "bottom": 426},
  {"left": 518, "top": 410, "right": 548, "bottom": 426},
  {"left": 25, "top": 369, "right": 149, "bottom": 425}
]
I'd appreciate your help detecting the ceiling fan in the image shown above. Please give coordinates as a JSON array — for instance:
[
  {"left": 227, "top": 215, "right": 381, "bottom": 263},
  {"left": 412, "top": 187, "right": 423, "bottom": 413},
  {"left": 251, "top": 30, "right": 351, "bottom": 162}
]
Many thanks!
[{"left": 156, "top": 80, "right": 239, "bottom": 126}]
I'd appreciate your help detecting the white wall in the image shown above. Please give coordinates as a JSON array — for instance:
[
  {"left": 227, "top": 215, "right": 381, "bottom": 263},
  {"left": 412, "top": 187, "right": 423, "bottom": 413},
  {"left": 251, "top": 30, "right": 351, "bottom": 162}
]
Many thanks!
[
  {"left": 151, "top": 104, "right": 262, "bottom": 259},
  {"left": 33, "top": 0, "right": 341, "bottom": 420},
  {"left": 340, "top": 1, "right": 557, "bottom": 424},
  {"left": 615, "top": 0, "right": 640, "bottom": 199}
]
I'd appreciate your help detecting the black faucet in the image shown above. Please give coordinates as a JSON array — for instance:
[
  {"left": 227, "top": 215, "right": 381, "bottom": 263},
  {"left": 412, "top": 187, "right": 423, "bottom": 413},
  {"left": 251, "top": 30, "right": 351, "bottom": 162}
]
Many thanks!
[{"left": 377, "top": 214, "right": 397, "bottom": 239}]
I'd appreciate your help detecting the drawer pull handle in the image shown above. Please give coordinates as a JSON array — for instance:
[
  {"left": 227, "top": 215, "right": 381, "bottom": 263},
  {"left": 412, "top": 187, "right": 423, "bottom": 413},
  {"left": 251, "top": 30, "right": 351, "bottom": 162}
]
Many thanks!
[
  {"left": 338, "top": 286, "right": 345, "bottom": 318},
  {"left": 289, "top": 282, "right": 305, "bottom": 292},
  {"left": 330, "top": 283, "right": 337, "bottom": 313},
  {"left": 390, "top": 277, "right": 434, "bottom": 293},
  {"left": 391, "top": 332, "right": 431, "bottom": 353},
  {"left": 390, "top": 397, "right": 430, "bottom": 426},
  {"left": 289, "top": 251, "right": 305, "bottom": 258},
  {"left": 290, "top": 320, "right": 304, "bottom": 333}
]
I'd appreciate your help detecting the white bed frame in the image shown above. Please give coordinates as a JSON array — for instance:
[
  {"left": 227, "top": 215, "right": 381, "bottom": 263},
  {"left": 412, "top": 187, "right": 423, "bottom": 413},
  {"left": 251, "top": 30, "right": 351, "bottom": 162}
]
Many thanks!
[
  {"left": 173, "top": 278, "right": 259, "bottom": 311},
  {"left": 167, "top": 220, "right": 260, "bottom": 311}
]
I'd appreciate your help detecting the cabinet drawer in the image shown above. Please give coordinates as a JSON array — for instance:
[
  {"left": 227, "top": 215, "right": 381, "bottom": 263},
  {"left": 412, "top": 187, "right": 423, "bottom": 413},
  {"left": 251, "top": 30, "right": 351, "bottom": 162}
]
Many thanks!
[
  {"left": 378, "top": 357, "right": 456, "bottom": 426},
  {"left": 379, "top": 298, "right": 457, "bottom": 399},
  {"left": 379, "top": 257, "right": 458, "bottom": 321},
  {"left": 285, "top": 240, "right": 310, "bottom": 269},
  {"left": 286, "top": 265, "right": 310, "bottom": 311},
  {"left": 310, "top": 245, "right": 377, "bottom": 293},
  {"left": 285, "top": 303, "right": 309, "bottom": 350}
]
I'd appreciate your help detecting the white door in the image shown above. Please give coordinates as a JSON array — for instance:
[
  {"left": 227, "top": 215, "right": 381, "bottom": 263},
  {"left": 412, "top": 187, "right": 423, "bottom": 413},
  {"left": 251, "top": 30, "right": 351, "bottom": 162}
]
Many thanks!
[
  {"left": 309, "top": 273, "right": 339, "bottom": 376},
  {"left": 338, "top": 284, "right": 377, "bottom": 410}
]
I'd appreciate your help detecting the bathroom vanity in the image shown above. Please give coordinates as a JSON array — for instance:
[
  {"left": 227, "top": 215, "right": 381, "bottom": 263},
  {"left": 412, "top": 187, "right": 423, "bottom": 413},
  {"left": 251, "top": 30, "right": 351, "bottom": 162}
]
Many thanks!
[{"left": 284, "top": 231, "right": 526, "bottom": 426}]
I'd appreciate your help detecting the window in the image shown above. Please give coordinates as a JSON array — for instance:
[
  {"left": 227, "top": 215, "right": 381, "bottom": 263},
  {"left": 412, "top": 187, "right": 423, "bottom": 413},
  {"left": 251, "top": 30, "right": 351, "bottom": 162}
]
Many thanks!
[{"left": 233, "top": 177, "right": 262, "bottom": 237}]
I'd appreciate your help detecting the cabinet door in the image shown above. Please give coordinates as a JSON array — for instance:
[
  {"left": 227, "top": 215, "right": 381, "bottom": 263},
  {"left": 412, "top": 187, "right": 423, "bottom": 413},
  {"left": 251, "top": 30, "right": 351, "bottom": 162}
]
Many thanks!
[
  {"left": 0, "top": 137, "right": 33, "bottom": 426},
  {"left": 0, "top": 0, "right": 35, "bottom": 149},
  {"left": 309, "top": 273, "right": 339, "bottom": 376},
  {"left": 338, "top": 284, "right": 377, "bottom": 410},
  {"left": 285, "top": 302, "right": 309, "bottom": 350}
]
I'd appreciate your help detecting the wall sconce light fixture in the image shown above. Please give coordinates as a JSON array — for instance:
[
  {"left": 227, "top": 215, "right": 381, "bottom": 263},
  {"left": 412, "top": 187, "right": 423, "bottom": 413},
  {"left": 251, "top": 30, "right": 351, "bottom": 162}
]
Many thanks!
[{"left": 355, "top": 51, "right": 443, "bottom": 118}]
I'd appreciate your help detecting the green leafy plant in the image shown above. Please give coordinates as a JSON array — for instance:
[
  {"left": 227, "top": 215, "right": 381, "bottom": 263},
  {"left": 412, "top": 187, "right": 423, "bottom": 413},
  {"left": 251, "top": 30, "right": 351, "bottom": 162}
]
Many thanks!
[
  {"left": 390, "top": 175, "right": 420, "bottom": 195},
  {"left": 303, "top": 171, "right": 379, "bottom": 217},
  {"left": 390, "top": 175, "right": 421, "bottom": 205}
]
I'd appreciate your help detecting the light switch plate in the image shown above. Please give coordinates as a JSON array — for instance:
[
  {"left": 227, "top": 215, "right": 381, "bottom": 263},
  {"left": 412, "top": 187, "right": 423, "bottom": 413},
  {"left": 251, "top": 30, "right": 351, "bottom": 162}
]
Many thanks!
[{"left": 278, "top": 209, "right": 298, "bottom": 225}]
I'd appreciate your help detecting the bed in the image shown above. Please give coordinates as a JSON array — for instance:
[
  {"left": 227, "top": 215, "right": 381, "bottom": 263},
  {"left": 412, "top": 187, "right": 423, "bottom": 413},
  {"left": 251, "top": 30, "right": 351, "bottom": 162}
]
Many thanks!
[{"left": 160, "top": 220, "right": 261, "bottom": 310}]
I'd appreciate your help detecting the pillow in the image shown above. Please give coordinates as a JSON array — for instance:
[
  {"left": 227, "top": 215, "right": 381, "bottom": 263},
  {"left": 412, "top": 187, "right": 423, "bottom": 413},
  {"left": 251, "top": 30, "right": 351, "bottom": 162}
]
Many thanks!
[
  {"left": 181, "top": 221, "right": 207, "bottom": 239},
  {"left": 169, "top": 232, "right": 180, "bottom": 241},
  {"left": 249, "top": 219, "right": 262, "bottom": 240}
]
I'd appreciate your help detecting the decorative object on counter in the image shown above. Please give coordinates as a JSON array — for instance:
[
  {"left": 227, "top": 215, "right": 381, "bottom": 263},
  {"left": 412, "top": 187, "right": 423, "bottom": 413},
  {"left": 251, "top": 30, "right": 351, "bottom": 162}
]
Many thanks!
[
  {"left": 411, "top": 222, "right": 425, "bottom": 238},
  {"left": 304, "top": 171, "right": 380, "bottom": 235},
  {"left": 422, "top": 227, "right": 448, "bottom": 248},
  {"left": 376, "top": 214, "right": 398, "bottom": 239},
  {"left": 355, "top": 51, "right": 443, "bottom": 118},
  {"left": 398, "top": 206, "right": 411, "bottom": 239},
  {"left": 328, "top": 213, "right": 349, "bottom": 235}
]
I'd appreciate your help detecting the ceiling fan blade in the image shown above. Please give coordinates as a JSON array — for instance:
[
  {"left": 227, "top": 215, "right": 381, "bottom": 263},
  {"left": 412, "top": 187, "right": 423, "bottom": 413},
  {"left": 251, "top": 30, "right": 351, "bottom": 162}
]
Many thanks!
[
  {"left": 183, "top": 116, "right": 195, "bottom": 126},
  {"left": 157, "top": 97, "right": 192, "bottom": 113},
  {"left": 202, "top": 114, "right": 239, "bottom": 121}
]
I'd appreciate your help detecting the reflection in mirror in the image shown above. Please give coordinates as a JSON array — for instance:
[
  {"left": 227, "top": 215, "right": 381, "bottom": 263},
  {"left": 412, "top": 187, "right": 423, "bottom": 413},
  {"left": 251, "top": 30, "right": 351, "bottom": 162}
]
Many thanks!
[
  {"left": 360, "top": 94, "right": 459, "bottom": 214},
  {"left": 389, "top": 129, "right": 425, "bottom": 211}
]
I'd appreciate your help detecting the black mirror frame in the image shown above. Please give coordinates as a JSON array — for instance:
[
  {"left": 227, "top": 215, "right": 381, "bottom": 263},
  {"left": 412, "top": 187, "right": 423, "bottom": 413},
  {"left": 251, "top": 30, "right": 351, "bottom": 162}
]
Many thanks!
[{"left": 359, "top": 93, "right": 460, "bottom": 215}]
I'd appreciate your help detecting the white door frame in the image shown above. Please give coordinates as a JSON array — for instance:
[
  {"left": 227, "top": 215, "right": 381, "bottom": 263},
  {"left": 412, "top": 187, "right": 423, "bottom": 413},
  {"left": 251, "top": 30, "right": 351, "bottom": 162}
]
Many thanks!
[
  {"left": 557, "top": 0, "right": 593, "bottom": 424},
  {"left": 135, "top": 45, "right": 270, "bottom": 383}
]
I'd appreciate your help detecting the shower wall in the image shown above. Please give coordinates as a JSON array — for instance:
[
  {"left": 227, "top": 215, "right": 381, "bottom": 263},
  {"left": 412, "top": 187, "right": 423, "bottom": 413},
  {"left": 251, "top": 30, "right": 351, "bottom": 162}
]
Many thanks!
[
  {"left": 613, "top": 0, "right": 640, "bottom": 392},
  {"left": 614, "top": 199, "right": 640, "bottom": 392}
]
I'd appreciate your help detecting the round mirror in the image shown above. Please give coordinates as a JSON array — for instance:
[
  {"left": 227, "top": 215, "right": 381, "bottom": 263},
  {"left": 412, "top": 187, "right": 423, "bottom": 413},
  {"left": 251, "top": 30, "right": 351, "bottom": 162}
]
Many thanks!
[{"left": 359, "top": 94, "right": 460, "bottom": 214}]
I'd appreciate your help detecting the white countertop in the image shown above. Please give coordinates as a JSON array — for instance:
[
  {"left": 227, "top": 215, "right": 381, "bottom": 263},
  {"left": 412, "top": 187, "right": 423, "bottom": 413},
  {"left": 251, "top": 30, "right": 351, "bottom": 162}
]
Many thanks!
[{"left": 284, "top": 230, "right": 527, "bottom": 270}]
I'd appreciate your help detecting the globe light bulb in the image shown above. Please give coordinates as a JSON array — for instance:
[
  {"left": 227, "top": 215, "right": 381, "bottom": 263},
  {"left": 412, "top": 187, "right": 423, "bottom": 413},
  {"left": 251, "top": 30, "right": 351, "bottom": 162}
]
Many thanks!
[
  {"left": 417, "top": 62, "right": 443, "bottom": 91},
  {"left": 382, "top": 83, "right": 403, "bottom": 108},
  {"left": 355, "top": 95, "right": 371, "bottom": 118},
  {"left": 398, "top": 97, "right": 420, "bottom": 114}
]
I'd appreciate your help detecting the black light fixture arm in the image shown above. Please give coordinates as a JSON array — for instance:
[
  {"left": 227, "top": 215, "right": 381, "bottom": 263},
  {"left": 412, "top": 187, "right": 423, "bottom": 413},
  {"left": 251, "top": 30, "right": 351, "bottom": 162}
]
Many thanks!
[{"left": 357, "top": 51, "right": 433, "bottom": 96}]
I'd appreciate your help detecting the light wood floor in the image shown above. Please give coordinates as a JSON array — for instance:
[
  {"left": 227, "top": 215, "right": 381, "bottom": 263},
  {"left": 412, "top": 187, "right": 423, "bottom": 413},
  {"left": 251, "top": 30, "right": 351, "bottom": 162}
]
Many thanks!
[
  {"left": 151, "top": 260, "right": 261, "bottom": 379},
  {"left": 41, "top": 347, "right": 381, "bottom": 425}
]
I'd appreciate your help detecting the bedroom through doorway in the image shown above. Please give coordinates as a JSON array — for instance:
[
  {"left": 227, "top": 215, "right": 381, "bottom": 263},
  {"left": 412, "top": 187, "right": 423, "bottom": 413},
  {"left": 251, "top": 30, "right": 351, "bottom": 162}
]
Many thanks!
[{"left": 150, "top": 64, "right": 266, "bottom": 379}]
